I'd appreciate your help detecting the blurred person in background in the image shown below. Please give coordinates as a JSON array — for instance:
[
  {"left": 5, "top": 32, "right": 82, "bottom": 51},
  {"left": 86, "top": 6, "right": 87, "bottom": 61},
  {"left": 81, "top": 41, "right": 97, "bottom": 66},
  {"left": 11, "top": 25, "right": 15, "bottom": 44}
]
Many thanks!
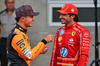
[
  {"left": 50, "top": 4, "right": 91, "bottom": 66},
  {"left": 0, "top": 0, "right": 16, "bottom": 66}
]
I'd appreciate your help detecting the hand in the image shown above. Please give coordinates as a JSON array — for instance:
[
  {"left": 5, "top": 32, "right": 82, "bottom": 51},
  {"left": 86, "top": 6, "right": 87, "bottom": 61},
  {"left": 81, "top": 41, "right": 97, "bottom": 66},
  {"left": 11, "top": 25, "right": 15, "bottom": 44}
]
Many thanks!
[
  {"left": 44, "top": 34, "right": 53, "bottom": 43},
  {"left": 40, "top": 46, "right": 49, "bottom": 54}
]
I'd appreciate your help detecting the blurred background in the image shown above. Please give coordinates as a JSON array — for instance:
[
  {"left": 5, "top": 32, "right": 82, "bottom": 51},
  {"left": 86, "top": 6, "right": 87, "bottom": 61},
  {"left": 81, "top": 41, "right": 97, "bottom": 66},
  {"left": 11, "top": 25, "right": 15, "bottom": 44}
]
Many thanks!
[{"left": 0, "top": 0, "right": 100, "bottom": 66}]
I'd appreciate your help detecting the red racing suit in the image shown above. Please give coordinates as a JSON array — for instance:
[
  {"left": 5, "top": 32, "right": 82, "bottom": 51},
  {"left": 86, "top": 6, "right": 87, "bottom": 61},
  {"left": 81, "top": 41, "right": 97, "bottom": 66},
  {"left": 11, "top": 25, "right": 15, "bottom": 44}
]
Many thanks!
[{"left": 50, "top": 22, "right": 91, "bottom": 66}]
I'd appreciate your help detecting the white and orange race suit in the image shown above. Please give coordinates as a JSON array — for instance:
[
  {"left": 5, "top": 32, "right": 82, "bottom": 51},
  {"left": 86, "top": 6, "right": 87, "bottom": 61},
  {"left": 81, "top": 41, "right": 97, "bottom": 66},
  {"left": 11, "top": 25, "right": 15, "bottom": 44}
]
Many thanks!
[{"left": 7, "top": 24, "right": 47, "bottom": 66}]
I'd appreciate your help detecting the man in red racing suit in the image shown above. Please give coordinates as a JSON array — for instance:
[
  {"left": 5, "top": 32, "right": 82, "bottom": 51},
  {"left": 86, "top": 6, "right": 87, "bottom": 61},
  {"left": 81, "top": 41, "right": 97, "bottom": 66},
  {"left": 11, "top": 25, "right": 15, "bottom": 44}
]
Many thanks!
[{"left": 50, "top": 4, "right": 91, "bottom": 66}]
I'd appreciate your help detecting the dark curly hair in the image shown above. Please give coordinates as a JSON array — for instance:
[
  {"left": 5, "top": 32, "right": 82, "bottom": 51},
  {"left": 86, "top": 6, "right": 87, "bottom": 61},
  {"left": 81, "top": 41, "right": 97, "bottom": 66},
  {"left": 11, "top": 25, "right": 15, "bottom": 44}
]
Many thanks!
[
  {"left": 15, "top": 17, "right": 21, "bottom": 22},
  {"left": 68, "top": 13, "right": 79, "bottom": 22}
]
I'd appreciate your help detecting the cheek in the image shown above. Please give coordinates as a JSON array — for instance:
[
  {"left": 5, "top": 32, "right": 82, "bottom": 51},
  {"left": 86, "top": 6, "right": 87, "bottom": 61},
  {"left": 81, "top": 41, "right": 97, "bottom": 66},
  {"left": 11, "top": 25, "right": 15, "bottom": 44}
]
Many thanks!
[
  {"left": 63, "top": 17, "right": 68, "bottom": 21},
  {"left": 28, "top": 18, "right": 33, "bottom": 22},
  {"left": 27, "top": 19, "right": 33, "bottom": 26},
  {"left": 11, "top": 4, "right": 14, "bottom": 6},
  {"left": 7, "top": 4, "right": 9, "bottom": 7},
  {"left": 26, "top": 18, "right": 32, "bottom": 22}
]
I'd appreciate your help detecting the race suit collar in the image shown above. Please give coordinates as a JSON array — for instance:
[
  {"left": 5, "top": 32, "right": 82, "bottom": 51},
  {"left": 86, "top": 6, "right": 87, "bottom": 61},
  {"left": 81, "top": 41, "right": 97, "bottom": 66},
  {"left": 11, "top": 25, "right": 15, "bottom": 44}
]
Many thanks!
[
  {"left": 15, "top": 24, "right": 27, "bottom": 33},
  {"left": 65, "top": 22, "right": 77, "bottom": 29}
]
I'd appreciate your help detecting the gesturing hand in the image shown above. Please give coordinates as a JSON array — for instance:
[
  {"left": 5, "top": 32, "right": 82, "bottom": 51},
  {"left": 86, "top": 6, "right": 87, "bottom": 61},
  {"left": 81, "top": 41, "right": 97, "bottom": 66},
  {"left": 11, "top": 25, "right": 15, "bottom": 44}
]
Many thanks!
[
  {"left": 44, "top": 34, "right": 53, "bottom": 43},
  {"left": 40, "top": 46, "right": 49, "bottom": 54}
]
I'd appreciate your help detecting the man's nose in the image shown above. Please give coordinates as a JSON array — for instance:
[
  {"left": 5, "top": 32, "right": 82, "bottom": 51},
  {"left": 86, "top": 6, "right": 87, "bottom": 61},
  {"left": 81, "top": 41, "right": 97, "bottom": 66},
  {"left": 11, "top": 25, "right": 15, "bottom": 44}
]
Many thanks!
[
  {"left": 59, "top": 15, "right": 62, "bottom": 19},
  {"left": 32, "top": 17, "right": 35, "bottom": 21}
]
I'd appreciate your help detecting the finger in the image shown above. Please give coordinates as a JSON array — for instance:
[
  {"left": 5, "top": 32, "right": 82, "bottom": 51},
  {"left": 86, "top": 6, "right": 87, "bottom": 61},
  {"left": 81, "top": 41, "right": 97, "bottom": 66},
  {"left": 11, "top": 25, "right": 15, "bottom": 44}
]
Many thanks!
[
  {"left": 41, "top": 50, "right": 47, "bottom": 54},
  {"left": 51, "top": 37, "right": 53, "bottom": 42},
  {"left": 43, "top": 47, "right": 49, "bottom": 51},
  {"left": 51, "top": 35, "right": 53, "bottom": 39},
  {"left": 45, "top": 46, "right": 49, "bottom": 48},
  {"left": 40, "top": 51, "right": 44, "bottom": 54}
]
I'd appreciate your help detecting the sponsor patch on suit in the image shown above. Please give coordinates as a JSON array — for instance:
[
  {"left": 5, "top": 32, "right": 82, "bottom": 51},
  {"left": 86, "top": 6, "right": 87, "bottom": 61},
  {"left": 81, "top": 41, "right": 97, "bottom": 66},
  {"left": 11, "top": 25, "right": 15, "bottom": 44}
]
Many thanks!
[
  {"left": 20, "top": 44, "right": 25, "bottom": 48},
  {"left": 23, "top": 49, "right": 30, "bottom": 55},
  {"left": 16, "top": 39, "right": 24, "bottom": 45}
]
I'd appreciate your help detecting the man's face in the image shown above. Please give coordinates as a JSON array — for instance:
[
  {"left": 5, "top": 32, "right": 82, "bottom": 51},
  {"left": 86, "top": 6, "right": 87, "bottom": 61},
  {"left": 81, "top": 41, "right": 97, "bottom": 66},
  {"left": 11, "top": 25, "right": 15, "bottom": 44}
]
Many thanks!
[
  {"left": 59, "top": 14, "right": 72, "bottom": 25},
  {"left": 5, "top": 0, "right": 15, "bottom": 10},
  {"left": 24, "top": 16, "right": 35, "bottom": 27}
]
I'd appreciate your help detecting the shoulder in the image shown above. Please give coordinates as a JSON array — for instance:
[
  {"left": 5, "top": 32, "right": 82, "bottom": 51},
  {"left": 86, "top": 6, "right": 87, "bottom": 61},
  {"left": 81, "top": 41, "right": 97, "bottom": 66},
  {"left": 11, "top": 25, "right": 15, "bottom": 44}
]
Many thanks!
[
  {"left": 13, "top": 28, "right": 25, "bottom": 37},
  {"left": 11, "top": 30, "right": 24, "bottom": 44},
  {"left": 57, "top": 26, "right": 65, "bottom": 32},
  {"left": 74, "top": 23, "right": 91, "bottom": 37},
  {"left": 7, "top": 28, "right": 25, "bottom": 45},
  {"left": 75, "top": 23, "right": 90, "bottom": 33},
  {"left": 76, "top": 23, "right": 91, "bottom": 39},
  {"left": 9, "top": 28, "right": 24, "bottom": 40},
  {"left": 13, "top": 8, "right": 16, "bottom": 13},
  {"left": 0, "top": 9, "right": 6, "bottom": 15}
]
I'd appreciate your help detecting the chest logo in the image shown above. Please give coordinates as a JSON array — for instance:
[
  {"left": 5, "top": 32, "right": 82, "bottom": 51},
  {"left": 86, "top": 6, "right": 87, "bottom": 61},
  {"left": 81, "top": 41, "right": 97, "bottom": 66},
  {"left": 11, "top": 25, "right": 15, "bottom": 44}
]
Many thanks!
[
  {"left": 23, "top": 49, "right": 30, "bottom": 55},
  {"left": 23, "top": 35, "right": 26, "bottom": 39},
  {"left": 21, "top": 47, "right": 28, "bottom": 52},
  {"left": 68, "top": 38, "right": 74, "bottom": 46},
  {"left": 70, "top": 38, "right": 73, "bottom": 41},
  {"left": 16, "top": 39, "right": 24, "bottom": 45},
  {"left": 59, "top": 29, "right": 64, "bottom": 35},
  {"left": 13, "top": 13, "right": 16, "bottom": 17},
  {"left": 58, "top": 36, "right": 62, "bottom": 42},
  {"left": 72, "top": 31, "right": 76, "bottom": 36},
  {"left": 60, "top": 48, "right": 68, "bottom": 57},
  {"left": 20, "top": 44, "right": 25, "bottom": 48}
]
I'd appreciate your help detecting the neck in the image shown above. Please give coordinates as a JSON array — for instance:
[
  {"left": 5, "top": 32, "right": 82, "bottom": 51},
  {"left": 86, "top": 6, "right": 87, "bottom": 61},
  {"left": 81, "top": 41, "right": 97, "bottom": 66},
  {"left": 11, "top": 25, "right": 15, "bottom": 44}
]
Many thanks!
[
  {"left": 7, "top": 9, "right": 14, "bottom": 15},
  {"left": 17, "top": 22, "right": 27, "bottom": 29},
  {"left": 66, "top": 21, "right": 75, "bottom": 26}
]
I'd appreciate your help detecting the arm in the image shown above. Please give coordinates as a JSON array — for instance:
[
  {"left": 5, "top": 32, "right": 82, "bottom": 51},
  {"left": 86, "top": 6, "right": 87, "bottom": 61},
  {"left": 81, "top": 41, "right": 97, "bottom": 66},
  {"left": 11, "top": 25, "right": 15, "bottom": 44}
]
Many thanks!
[
  {"left": 77, "top": 31, "right": 91, "bottom": 66},
  {"left": 11, "top": 34, "right": 53, "bottom": 61},
  {"left": 50, "top": 32, "right": 58, "bottom": 66},
  {"left": 40, "top": 46, "right": 49, "bottom": 54}
]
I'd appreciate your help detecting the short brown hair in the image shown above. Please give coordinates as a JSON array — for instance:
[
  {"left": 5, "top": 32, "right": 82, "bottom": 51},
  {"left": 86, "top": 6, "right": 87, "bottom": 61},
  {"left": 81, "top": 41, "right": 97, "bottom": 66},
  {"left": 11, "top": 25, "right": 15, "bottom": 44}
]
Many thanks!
[{"left": 68, "top": 13, "right": 79, "bottom": 22}]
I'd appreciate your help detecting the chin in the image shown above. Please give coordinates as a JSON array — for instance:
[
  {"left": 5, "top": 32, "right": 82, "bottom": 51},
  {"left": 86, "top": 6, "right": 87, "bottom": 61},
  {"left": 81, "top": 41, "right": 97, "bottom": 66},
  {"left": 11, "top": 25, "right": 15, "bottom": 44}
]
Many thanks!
[
  {"left": 29, "top": 24, "right": 33, "bottom": 27},
  {"left": 29, "top": 25, "right": 32, "bottom": 27},
  {"left": 27, "top": 25, "right": 32, "bottom": 27},
  {"left": 61, "top": 22, "right": 65, "bottom": 24}
]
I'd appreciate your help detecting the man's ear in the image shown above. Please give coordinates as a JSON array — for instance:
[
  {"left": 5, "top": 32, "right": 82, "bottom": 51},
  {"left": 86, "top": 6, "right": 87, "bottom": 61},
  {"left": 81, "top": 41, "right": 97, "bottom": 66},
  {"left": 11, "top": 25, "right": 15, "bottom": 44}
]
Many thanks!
[
  {"left": 71, "top": 15, "right": 75, "bottom": 19},
  {"left": 20, "top": 17, "right": 25, "bottom": 22}
]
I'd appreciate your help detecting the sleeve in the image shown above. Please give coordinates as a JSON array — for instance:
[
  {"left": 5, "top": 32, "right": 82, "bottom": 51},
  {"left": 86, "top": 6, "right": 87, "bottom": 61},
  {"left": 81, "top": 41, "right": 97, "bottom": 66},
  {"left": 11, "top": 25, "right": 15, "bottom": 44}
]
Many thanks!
[
  {"left": 50, "top": 31, "right": 59, "bottom": 66},
  {"left": 77, "top": 31, "right": 91, "bottom": 66},
  {"left": 11, "top": 34, "right": 46, "bottom": 61}
]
